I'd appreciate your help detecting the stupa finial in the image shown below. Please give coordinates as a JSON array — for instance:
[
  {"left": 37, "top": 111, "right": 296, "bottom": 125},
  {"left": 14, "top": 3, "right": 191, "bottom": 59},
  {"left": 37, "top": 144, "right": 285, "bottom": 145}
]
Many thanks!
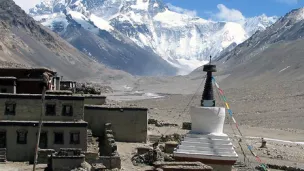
[{"left": 201, "top": 56, "right": 217, "bottom": 107}]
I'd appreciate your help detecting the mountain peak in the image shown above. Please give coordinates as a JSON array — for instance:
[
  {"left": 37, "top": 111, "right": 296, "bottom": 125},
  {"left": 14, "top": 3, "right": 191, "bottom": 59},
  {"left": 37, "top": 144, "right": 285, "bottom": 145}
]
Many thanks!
[
  {"left": 284, "top": 7, "right": 304, "bottom": 23},
  {"left": 29, "top": 0, "right": 278, "bottom": 74}
]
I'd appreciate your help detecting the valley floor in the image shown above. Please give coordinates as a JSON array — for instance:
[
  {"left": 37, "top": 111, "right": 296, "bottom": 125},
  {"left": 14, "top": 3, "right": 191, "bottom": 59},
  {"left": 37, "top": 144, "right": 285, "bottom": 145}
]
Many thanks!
[
  {"left": 112, "top": 80, "right": 304, "bottom": 170},
  {"left": 1, "top": 82, "right": 304, "bottom": 171}
]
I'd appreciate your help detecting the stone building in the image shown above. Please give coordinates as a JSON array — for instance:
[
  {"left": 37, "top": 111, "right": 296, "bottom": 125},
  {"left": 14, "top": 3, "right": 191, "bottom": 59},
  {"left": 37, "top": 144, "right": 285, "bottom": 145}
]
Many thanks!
[
  {"left": 0, "top": 68, "right": 56, "bottom": 94},
  {"left": 84, "top": 105, "right": 148, "bottom": 143},
  {"left": 60, "top": 81, "right": 76, "bottom": 93},
  {"left": 0, "top": 93, "right": 88, "bottom": 162},
  {"left": 0, "top": 67, "right": 149, "bottom": 168}
]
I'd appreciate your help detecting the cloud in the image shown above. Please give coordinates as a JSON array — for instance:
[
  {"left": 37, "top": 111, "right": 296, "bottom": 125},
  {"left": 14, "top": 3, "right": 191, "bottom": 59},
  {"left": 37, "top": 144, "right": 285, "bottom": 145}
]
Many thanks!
[
  {"left": 276, "top": 0, "right": 299, "bottom": 5},
  {"left": 166, "top": 3, "right": 197, "bottom": 17},
  {"left": 214, "top": 4, "right": 245, "bottom": 23},
  {"left": 13, "top": 0, "right": 41, "bottom": 13}
]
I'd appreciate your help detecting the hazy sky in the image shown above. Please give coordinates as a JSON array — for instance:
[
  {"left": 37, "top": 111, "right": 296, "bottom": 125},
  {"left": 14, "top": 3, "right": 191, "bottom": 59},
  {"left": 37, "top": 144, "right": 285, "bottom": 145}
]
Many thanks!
[
  {"left": 13, "top": 0, "right": 304, "bottom": 20},
  {"left": 164, "top": 0, "right": 304, "bottom": 19},
  {"left": 13, "top": 0, "right": 40, "bottom": 12}
]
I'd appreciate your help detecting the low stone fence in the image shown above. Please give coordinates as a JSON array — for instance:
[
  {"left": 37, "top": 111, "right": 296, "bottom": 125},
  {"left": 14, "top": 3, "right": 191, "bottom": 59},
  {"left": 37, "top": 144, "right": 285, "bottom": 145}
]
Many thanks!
[
  {"left": 48, "top": 148, "right": 85, "bottom": 171},
  {"left": 51, "top": 155, "right": 85, "bottom": 171},
  {"left": 38, "top": 149, "right": 55, "bottom": 164},
  {"left": 96, "top": 155, "right": 121, "bottom": 169},
  {"left": 84, "top": 151, "right": 99, "bottom": 164}
]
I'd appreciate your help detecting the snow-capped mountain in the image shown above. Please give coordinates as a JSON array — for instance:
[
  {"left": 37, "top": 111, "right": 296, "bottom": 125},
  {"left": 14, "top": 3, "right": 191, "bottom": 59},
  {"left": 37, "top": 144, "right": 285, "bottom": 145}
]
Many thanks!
[
  {"left": 30, "top": 0, "right": 278, "bottom": 75},
  {"left": 191, "top": 7, "right": 304, "bottom": 88}
]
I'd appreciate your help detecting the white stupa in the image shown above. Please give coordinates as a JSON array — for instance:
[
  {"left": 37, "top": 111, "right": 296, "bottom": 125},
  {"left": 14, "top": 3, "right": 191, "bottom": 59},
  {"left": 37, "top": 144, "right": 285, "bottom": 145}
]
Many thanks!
[{"left": 173, "top": 58, "right": 238, "bottom": 171}]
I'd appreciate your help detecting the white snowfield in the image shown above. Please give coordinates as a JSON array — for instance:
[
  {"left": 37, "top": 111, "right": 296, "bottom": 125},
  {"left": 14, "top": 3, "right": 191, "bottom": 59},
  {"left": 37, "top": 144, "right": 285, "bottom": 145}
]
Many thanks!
[{"left": 30, "top": 0, "right": 278, "bottom": 74}]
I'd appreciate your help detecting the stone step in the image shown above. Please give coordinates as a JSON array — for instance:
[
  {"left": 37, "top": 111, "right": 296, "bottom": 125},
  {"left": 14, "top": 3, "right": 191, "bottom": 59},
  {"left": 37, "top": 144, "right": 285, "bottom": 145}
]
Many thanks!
[
  {"left": 174, "top": 151, "right": 238, "bottom": 158},
  {"left": 0, "top": 155, "right": 6, "bottom": 162},
  {"left": 175, "top": 149, "right": 237, "bottom": 156},
  {"left": 181, "top": 140, "right": 232, "bottom": 146},
  {"left": 183, "top": 137, "right": 231, "bottom": 143},
  {"left": 186, "top": 133, "right": 229, "bottom": 139},
  {"left": 177, "top": 145, "right": 235, "bottom": 152},
  {"left": 180, "top": 142, "right": 233, "bottom": 149}
]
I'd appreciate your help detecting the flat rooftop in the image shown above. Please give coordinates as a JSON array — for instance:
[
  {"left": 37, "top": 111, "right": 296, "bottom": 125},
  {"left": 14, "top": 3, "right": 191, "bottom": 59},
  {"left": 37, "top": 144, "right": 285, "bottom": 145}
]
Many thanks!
[
  {"left": 0, "top": 77, "right": 17, "bottom": 80},
  {"left": 84, "top": 104, "right": 148, "bottom": 111},
  {"left": 0, "top": 120, "right": 88, "bottom": 127},
  {"left": 0, "top": 93, "right": 84, "bottom": 100}
]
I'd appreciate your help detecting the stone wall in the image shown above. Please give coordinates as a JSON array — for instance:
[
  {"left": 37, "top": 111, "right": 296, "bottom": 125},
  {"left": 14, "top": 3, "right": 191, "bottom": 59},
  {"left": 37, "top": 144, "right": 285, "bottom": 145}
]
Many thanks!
[
  {"left": 84, "top": 105, "right": 147, "bottom": 142},
  {"left": 84, "top": 96, "right": 106, "bottom": 105},
  {"left": 51, "top": 155, "right": 85, "bottom": 171},
  {"left": 0, "top": 94, "right": 84, "bottom": 121},
  {"left": 0, "top": 123, "right": 87, "bottom": 162},
  {"left": 96, "top": 155, "right": 121, "bottom": 169},
  {"left": 38, "top": 149, "right": 55, "bottom": 164}
]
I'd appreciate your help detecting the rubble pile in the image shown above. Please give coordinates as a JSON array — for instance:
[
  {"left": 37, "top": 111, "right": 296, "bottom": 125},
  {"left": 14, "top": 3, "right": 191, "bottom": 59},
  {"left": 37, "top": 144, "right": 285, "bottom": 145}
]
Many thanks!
[
  {"left": 256, "top": 164, "right": 304, "bottom": 171},
  {"left": 148, "top": 119, "right": 179, "bottom": 127},
  {"left": 159, "top": 134, "right": 184, "bottom": 143},
  {"left": 131, "top": 143, "right": 167, "bottom": 166},
  {"left": 76, "top": 83, "right": 113, "bottom": 94}
]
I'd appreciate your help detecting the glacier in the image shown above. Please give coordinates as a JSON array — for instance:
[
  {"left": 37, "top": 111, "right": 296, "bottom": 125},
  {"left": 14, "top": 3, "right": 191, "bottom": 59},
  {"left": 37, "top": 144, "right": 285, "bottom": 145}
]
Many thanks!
[{"left": 29, "top": 0, "right": 278, "bottom": 75}]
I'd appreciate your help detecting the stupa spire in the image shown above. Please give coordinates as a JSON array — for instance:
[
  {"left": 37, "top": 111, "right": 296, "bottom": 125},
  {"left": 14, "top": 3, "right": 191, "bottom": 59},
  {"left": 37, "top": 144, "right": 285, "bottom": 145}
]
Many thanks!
[{"left": 201, "top": 56, "right": 216, "bottom": 107}]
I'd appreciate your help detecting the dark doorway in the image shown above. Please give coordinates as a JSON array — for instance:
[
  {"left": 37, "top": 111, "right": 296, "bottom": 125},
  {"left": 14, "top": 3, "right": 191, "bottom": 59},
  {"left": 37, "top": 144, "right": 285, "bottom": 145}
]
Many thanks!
[
  {"left": 39, "top": 132, "right": 48, "bottom": 149},
  {"left": 0, "top": 131, "right": 6, "bottom": 148}
]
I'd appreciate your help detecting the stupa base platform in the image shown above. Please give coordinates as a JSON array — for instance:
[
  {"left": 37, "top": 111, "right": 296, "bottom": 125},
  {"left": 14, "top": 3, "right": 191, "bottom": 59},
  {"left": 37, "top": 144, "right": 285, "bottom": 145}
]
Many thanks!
[{"left": 173, "top": 133, "right": 238, "bottom": 171}]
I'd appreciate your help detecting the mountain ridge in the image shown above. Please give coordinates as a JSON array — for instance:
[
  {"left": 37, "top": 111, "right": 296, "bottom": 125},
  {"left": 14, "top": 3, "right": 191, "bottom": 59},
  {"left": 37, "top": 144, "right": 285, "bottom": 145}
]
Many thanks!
[
  {"left": 29, "top": 0, "right": 278, "bottom": 74},
  {"left": 0, "top": 0, "right": 134, "bottom": 85},
  {"left": 190, "top": 7, "right": 304, "bottom": 89}
]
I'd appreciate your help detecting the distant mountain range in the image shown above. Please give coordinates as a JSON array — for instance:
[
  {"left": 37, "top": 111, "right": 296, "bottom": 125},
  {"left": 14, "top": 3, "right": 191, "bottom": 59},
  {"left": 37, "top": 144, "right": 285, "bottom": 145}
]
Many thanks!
[
  {"left": 29, "top": 0, "right": 278, "bottom": 75},
  {"left": 0, "top": 0, "right": 133, "bottom": 84},
  {"left": 191, "top": 7, "right": 304, "bottom": 88}
]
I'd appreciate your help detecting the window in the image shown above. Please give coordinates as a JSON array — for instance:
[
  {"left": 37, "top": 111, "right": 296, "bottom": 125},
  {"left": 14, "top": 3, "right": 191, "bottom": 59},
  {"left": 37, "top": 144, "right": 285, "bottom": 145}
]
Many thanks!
[
  {"left": 54, "top": 132, "right": 64, "bottom": 144},
  {"left": 17, "top": 130, "right": 28, "bottom": 144},
  {"left": 36, "top": 131, "right": 48, "bottom": 149},
  {"left": 1, "top": 88, "right": 7, "bottom": 93},
  {"left": 62, "top": 105, "right": 73, "bottom": 116},
  {"left": 45, "top": 104, "right": 56, "bottom": 116},
  {"left": 5, "top": 102, "right": 16, "bottom": 115},
  {"left": 70, "top": 132, "right": 80, "bottom": 144}
]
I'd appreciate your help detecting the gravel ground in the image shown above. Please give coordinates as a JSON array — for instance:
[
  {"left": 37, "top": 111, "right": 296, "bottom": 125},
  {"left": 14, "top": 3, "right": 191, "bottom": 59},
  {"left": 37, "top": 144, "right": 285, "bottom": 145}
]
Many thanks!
[{"left": 113, "top": 81, "right": 304, "bottom": 171}]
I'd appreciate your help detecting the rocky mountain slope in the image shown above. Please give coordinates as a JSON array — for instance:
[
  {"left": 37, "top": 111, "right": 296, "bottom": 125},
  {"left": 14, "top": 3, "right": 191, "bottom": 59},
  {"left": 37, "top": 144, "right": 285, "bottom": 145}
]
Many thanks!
[
  {"left": 190, "top": 7, "right": 304, "bottom": 88},
  {"left": 29, "top": 0, "right": 178, "bottom": 76},
  {"left": 30, "top": 0, "right": 277, "bottom": 74},
  {"left": 0, "top": 0, "right": 134, "bottom": 84}
]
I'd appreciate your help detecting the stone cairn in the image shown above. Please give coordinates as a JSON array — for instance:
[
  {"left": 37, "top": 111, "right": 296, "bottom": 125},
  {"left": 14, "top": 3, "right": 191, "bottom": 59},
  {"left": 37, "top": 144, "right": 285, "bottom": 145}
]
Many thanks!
[{"left": 102, "top": 123, "right": 118, "bottom": 156}]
